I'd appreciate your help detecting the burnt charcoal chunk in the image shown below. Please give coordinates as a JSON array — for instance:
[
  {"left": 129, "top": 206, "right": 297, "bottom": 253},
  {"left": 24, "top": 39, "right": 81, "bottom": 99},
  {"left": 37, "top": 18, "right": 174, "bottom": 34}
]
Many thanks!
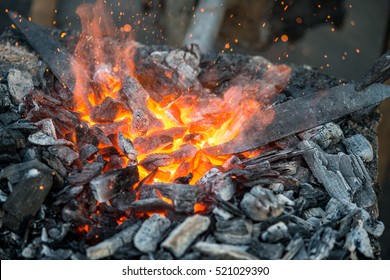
[
  {"left": 48, "top": 145, "right": 79, "bottom": 166},
  {"left": 134, "top": 214, "right": 171, "bottom": 253},
  {"left": 0, "top": 84, "right": 12, "bottom": 112},
  {"left": 240, "top": 186, "right": 284, "bottom": 221},
  {"left": 130, "top": 198, "right": 173, "bottom": 213},
  {"left": 194, "top": 242, "right": 258, "bottom": 260},
  {"left": 7, "top": 69, "right": 34, "bottom": 104},
  {"left": 90, "top": 166, "right": 139, "bottom": 202},
  {"left": 90, "top": 97, "right": 122, "bottom": 123},
  {"left": 308, "top": 227, "right": 337, "bottom": 260},
  {"left": 0, "top": 129, "right": 25, "bottom": 153},
  {"left": 0, "top": 111, "right": 20, "bottom": 125},
  {"left": 249, "top": 240, "right": 285, "bottom": 260},
  {"left": 79, "top": 144, "right": 99, "bottom": 162},
  {"left": 2, "top": 160, "right": 53, "bottom": 233},
  {"left": 214, "top": 219, "right": 253, "bottom": 245},
  {"left": 162, "top": 215, "right": 210, "bottom": 258},
  {"left": 67, "top": 162, "right": 105, "bottom": 185},
  {"left": 28, "top": 131, "right": 74, "bottom": 146},
  {"left": 111, "top": 190, "right": 136, "bottom": 211}
]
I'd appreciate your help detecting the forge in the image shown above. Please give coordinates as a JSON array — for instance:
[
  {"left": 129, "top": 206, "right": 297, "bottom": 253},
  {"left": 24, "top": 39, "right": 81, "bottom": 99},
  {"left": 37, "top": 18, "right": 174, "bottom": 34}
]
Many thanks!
[{"left": 0, "top": 0, "right": 388, "bottom": 260}]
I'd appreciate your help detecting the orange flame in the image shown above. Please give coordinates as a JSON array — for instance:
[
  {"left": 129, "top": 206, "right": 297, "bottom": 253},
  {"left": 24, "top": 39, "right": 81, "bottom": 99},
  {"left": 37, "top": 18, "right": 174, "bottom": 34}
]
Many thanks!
[{"left": 71, "top": 0, "right": 291, "bottom": 188}]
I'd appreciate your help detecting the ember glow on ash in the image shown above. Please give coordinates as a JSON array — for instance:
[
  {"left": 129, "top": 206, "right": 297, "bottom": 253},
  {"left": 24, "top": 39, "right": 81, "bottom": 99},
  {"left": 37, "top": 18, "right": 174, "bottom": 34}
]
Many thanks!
[{"left": 71, "top": 0, "right": 291, "bottom": 186}]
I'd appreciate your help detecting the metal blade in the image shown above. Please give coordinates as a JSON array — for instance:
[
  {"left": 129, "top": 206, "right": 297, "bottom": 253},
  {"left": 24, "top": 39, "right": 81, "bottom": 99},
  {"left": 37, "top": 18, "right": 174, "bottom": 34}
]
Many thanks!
[
  {"left": 8, "top": 11, "right": 76, "bottom": 92},
  {"left": 206, "top": 83, "right": 390, "bottom": 155}
]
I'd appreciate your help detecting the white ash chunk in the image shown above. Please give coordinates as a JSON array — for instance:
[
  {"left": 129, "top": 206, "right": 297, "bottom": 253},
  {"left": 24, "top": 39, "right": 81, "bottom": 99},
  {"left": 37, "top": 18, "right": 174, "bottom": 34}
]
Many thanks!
[
  {"left": 193, "top": 242, "right": 258, "bottom": 260},
  {"left": 7, "top": 69, "right": 34, "bottom": 104},
  {"left": 298, "top": 122, "right": 344, "bottom": 149},
  {"left": 261, "top": 221, "right": 289, "bottom": 242},
  {"left": 342, "top": 134, "right": 373, "bottom": 162},
  {"left": 162, "top": 215, "right": 210, "bottom": 258},
  {"left": 133, "top": 214, "right": 171, "bottom": 253},
  {"left": 240, "top": 186, "right": 284, "bottom": 221},
  {"left": 26, "top": 168, "right": 40, "bottom": 178}
]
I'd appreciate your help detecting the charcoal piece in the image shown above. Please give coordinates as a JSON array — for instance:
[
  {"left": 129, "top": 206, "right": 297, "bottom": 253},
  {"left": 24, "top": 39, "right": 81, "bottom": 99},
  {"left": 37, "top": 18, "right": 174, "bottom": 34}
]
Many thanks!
[
  {"left": 3, "top": 161, "right": 53, "bottom": 232},
  {"left": 133, "top": 127, "right": 186, "bottom": 154},
  {"left": 90, "top": 97, "right": 122, "bottom": 123},
  {"left": 119, "top": 76, "right": 163, "bottom": 135},
  {"left": 249, "top": 240, "right": 284, "bottom": 260},
  {"left": 0, "top": 84, "right": 12, "bottom": 111},
  {"left": 106, "top": 154, "right": 126, "bottom": 170},
  {"left": 196, "top": 168, "right": 236, "bottom": 201},
  {"left": 41, "top": 245, "right": 73, "bottom": 260},
  {"left": 364, "top": 219, "right": 385, "bottom": 238},
  {"left": 282, "top": 234, "right": 305, "bottom": 260},
  {"left": 193, "top": 242, "right": 257, "bottom": 260},
  {"left": 173, "top": 173, "right": 193, "bottom": 184},
  {"left": 322, "top": 198, "right": 357, "bottom": 224},
  {"left": 90, "top": 166, "right": 139, "bottom": 203},
  {"left": 221, "top": 155, "right": 241, "bottom": 170},
  {"left": 261, "top": 221, "right": 289, "bottom": 242},
  {"left": 48, "top": 145, "right": 79, "bottom": 166},
  {"left": 308, "top": 227, "right": 337, "bottom": 260},
  {"left": 41, "top": 150, "right": 67, "bottom": 178},
  {"left": 79, "top": 144, "right": 99, "bottom": 162},
  {"left": 162, "top": 215, "right": 210, "bottom": 258},
  {"left": 171, "top": 145, "right": 198, "bottom": 162},
  {"left": 7, "top": 68, "right": 34, "bottom": 104},
  {"left": 299, "top": 183, "right": 329, "bottom": 207},
  {"left": 0, "top": 129, "right": 25, "bottom": 153},
  {"left": 349, "top": 155, "right": 376, "bottom": 208},
  {"left": 140, "top": 153, "right": 174, "bottom": 172},
  {"left": 61, "top": 206, "right": 91, "bottom": 225},
  {"left": 214, "top": 219, "right": 252, "bottom": 245},
  {"left": 7, "top": 121, "right": 39, "bottom": 135},
  {"left": 212, "top": 207, "right": 234, "bottom": 221},
  {"left": 133, "top": 214, "right": 171, "bottom": 253},
  {"left": 28, "top": 131, "right": 74, "bottom": 146},
  {"left": 36, "top": 118, "right": 57, "bottom": 138},
  {"left": 86, "top": 222, "right": 141, "bottom": 260},
  {"left": 153, "top": 183, "right": 208, "bottom": 214},
  {"left": 269, "top": 183, "right": 284, "bottom": 193},
  {"left": 217, "top": 200, "right": 245, "bottom": 218},
  {"left": 118, "top": 132, "right": 137, "bottom": 164},
  {"left": 89, "top": 126, "right": 112, "bottom": 146},
  {"left": 344, "top": 219, "right": 374, "bottom": 258},
  {"left": 240, "top": 186, "right": 284, "bottom": 221},
  {"left": 67, "top": 162, "right": 105, "bottom": 185},
  {"left": 306, "top": 217, "right": 321, "bottom": 229},
  {"left": 298, "top": 122, "right": 343, "bottom": 149},
  {"left": 0, "top": 159, "right": 48, "bottom": 185},
  {"left": 47, "top": 223, "right": 70, "bottom": 241},
  {"left": 0, "top": 111, "right": 20, "bottom": 125},
  {"left": 299, "top": 141, "right": 352, "bottom": 202},
  {"left": 276, "top": 194, "right": 295, "bottom": 207},
  {"left": 130, "top": 198, "right": 173, "bottom": 213},
  {"left": 343, "top": 134, "right": 373, "bottom": 162},
  {"left": 303, "top": 207, "right": 325, "bottom": 220},
  {"left": 111, "top": 190, "right": 136, "bottom": 211}
]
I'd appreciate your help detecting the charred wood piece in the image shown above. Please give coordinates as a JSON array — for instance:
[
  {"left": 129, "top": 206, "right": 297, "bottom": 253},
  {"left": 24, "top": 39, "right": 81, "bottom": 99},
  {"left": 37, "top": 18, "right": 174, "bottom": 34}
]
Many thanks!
[
  {"left": 130, "top": 198, "right": 174, "bottom": 213},
  {"left": 308, "top": 227, "right": 337, "bottom": 260},
  {"left": 28, "top": 131, "right": 74, "bottom": 146},
  {"left": 153, "top": 183, "right": 209, "bottom": 214},
  {"left": 298, "top": 122, "right": 343, "bottom": 149},
  {"left": 118, "top": 132, "right": 137, "bottom": 165},
  {"left": 342, "top": 134, "right": 373, "bottom": 162},
  {"left": 86, "top": 222, "right": 141, "bottom": 260},
  {"left": 67, "top": 162, "right": 105, "bottom": 186},
  {"left": 2, "top": 160, "right": 53, "bottom": 233},
  {"left": 48, "top": 145, "right": 79, "bottom": 166},
  {"left": 162, "top": 215, "right": 210, "bottom": 258},
  {"left": 240, "top": 186, "right": 284, "bottom": 221},
  {"left": 90, "top": 166, "right": 139, "bottom": 203},
  {"left": 133, "top": 214, "right": 171, "bottom": 253},
  {"left": 214, "top": 219, "right": 252, "bottom": 245}
]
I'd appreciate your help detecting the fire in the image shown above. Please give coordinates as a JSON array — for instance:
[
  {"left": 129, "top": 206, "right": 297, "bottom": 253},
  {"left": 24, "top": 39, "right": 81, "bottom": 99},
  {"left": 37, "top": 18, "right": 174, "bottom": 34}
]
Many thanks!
[{"left": 71, "top": 1, "right": 290, "bottom": 187}]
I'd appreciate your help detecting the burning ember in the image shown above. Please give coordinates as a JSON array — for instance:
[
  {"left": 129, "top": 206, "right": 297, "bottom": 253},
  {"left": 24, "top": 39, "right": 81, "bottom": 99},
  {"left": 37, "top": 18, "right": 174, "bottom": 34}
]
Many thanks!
[{"left": 70, "top": 0, "right": 291, "bottom": 186}]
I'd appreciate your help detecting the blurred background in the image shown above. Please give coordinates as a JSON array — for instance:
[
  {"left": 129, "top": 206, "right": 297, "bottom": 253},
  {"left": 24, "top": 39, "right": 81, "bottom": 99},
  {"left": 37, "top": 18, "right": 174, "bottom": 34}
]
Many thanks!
[{"left": 0, "top": 0, "right": 389, "bottom": 258}]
